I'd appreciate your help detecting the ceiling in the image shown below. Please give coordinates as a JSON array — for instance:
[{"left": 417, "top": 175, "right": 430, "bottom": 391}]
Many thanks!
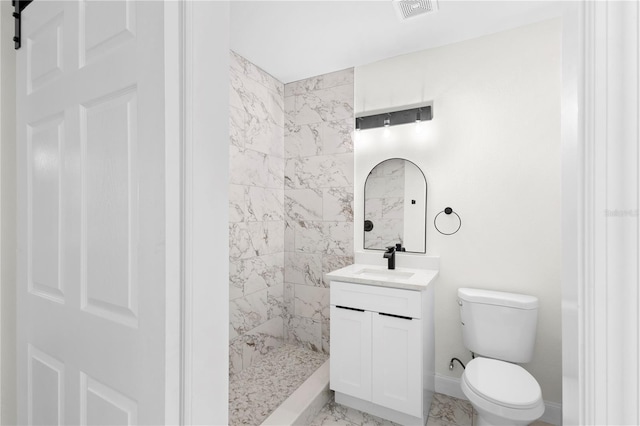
[{"left": 229, "top": 0, "right": 565, "bottom": 84}]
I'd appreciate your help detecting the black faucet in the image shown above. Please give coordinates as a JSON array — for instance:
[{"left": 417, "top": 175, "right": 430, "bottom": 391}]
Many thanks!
[{"left": 384, "top": 246, "right": 396, "bottom": 270}]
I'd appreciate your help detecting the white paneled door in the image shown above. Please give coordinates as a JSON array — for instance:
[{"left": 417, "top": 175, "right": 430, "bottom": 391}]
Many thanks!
[{"left": 17, "top": 1, "right": 179, "bottom": 424}]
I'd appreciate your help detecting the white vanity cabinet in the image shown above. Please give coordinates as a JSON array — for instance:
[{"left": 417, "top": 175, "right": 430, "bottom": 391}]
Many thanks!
[
  {"left": 329, "top": 305, "right": 372, "bottom": 400},
  {"left": 372, "top": 311, "right": 423, "bottom": 416},
  {"left": 329, "top": 279, "right": 435, "bottom": 426}
]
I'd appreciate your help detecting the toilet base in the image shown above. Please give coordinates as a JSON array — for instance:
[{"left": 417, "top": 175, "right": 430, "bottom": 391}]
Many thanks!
[
  {"left": 474, "top": 407, "right": 535, "bottom": 426},
  {"left": 461, "top": 373, "right": 544, "bottom": 426}
]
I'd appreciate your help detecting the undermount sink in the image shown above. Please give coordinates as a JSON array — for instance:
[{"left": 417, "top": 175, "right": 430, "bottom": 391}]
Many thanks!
[
  {"left": 326, "top": 263, "right": 438, "bottom": 291},
  {"left": 353, "top": 268, "right": 415, "bottom": 279}
]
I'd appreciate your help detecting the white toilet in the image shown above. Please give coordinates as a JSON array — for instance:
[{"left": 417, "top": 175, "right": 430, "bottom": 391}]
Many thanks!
[{"left": 457, "top": 288, "right": 545, "bottom": 426}]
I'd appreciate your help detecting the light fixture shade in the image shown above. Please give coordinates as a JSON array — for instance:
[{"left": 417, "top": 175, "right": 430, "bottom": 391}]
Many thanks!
[{"left": 355, "top": 104, "right": 432, "bottom": 130}]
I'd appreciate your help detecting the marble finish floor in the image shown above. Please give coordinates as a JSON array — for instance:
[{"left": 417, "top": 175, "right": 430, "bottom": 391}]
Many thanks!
[
  {"left": 229, "top": 344, "right": 328, "bottom": 426},
  {"left": 229, "top": 347, "right": 554, "bottom": 426},
  {"left": 311, "top": 393, "right": 554, "bottom": 426}
]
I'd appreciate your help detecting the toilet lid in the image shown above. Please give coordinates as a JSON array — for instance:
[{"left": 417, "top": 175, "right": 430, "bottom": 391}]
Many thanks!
[{"left": 463, "top": 358, "right": 542, "bottom": 410}]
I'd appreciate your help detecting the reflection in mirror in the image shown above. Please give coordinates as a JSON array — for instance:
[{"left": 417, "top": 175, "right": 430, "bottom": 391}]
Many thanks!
[{"left": 364, "top": 158, "right": 427, "bottom": 253}]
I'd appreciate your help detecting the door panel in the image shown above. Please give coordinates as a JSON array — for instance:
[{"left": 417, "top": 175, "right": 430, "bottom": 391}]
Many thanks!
[
  {"left": 28, "top": 114, "right": 64, "bottom": 304},
  {"left": 372, "top": 313, "right": 422, "bottom": 417},
  {"left": 79, "top": 0, "right": 135, "bottom": 66},
  {"left": 17, "top": 2, "right": 172, "bottom": 424},
  {"left": 27, "top": 11, "right": 64, "bottom": 94},
  {"left": 81, "top": 88, "right": 138, "bottom": 327},
  {"left": 28, "top": 345, "right": 64, "bottom": 426},
  {"left": 80, "top": 373, "right": 137, "bottom": 426},
  {"left": 329, "top": 306, "right": 372, "bottom": 401}
]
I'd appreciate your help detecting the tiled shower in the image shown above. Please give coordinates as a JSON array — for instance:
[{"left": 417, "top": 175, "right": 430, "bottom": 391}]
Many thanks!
[
  {"left": 228, "top": 50, "right": 354, "bottom": 375},
  {"left": 229, "top": 51, "right": 286, "bottom": 375}
]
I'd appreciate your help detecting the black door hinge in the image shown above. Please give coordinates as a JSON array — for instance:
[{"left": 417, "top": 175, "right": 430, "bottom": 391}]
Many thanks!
[{"left": 12, "top": 0, "right": 33, "bottom": 50}]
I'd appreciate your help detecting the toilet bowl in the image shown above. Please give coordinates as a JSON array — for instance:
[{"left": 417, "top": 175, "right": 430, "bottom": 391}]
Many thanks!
[
  {"left": 461, "top": 358, "right": 544, "bottom": 426},
  {"left": 458, "top": 288, "right": 544, "bottom": 425}
]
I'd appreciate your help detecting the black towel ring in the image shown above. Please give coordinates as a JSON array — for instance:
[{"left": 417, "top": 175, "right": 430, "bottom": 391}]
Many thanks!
[{"left": 434, "top": 207, "right": 461, "bottom": 235}]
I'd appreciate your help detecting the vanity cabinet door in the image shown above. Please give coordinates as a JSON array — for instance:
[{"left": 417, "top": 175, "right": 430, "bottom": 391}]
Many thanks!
[
  {"left": 330, "top": 306, "right": 373, "bottom": 401},
  {"left": 372, "top": 313, "right": 423, "bottom": 417}
]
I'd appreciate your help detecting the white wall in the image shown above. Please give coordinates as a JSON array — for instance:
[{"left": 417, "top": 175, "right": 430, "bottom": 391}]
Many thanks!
[
  {"left": 354, "top": 19, "right": 562, "bottom": 404},
  {"left": 0, "top": 2, "right": 17, "bottom": 423}
]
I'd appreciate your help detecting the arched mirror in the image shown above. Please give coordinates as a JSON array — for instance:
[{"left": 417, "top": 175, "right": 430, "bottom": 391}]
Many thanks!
[{"left": 364, "top": 158, "right": 427, "bottom": 253}]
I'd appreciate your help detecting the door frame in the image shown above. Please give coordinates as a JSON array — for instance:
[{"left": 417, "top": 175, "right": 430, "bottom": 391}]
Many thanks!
[
  {"left": 562, "top": 1, "right": 640, "bottom": 424},
  {"left": 168, "top": 2, "right": 230, "bottom": 425}
]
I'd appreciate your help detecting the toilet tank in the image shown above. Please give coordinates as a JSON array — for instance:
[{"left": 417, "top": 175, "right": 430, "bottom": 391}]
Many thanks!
[{"left": 458, "top": 288, "right": 538, "bottom": 363}]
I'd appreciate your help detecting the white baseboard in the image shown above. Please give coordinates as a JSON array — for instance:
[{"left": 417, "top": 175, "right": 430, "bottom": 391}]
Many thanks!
[
  {"left": 434, "top": 373, "right": 467, "bottom": 400},
  {"left": 539, "top": 400, "right": 562, "bottom": 426},
  {"left": 434, "top": 373, "right": 562, "bottom": 426}
]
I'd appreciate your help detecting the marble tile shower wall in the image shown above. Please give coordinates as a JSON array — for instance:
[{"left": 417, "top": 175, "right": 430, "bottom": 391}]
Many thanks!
[
  {"left": 229, "top": 51, "right": 286, "bottom": 376},
  {"left": 283, "top": 69, "right": 355, "bottom": 353},
  {"left": 228, "top": 52, "right": 354, "bottom": 374}
]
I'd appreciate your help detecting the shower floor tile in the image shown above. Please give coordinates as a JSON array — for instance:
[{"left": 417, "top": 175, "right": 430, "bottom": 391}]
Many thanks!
[{"left": 229, "top": 344, "right": 328, "bottom": 426}]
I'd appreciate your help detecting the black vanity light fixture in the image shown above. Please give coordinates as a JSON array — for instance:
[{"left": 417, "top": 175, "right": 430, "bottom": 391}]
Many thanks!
[{"left": 355, "top": 103, "right": 433, "bottom": 131}]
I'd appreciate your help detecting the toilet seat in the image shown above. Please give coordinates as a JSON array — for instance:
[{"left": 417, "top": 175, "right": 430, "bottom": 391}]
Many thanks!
[{"left": 463, "top": 358, "right": 542, "bottom": 410}]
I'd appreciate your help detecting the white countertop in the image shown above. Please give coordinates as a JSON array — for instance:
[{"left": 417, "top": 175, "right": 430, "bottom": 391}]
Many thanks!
[{"left": 325, "top": 264, "right": 438, "bottom": 291}]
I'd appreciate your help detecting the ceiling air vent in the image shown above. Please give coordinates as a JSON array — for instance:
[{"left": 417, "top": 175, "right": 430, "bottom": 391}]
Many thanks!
[{"left": 393, "top": 0, "right": 438, "bottom": 20}]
